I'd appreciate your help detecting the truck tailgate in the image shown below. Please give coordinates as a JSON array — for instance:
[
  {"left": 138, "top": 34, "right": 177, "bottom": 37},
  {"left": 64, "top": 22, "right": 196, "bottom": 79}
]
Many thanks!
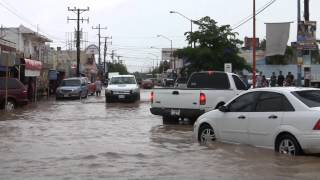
[{"left": 152, "top": 89, "right": 200, "bottom": 109}]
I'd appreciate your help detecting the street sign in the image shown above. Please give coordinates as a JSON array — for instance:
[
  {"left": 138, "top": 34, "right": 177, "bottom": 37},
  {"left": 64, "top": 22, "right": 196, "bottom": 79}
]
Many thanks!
[{"left": 224, "top": 63, "right": 232, "bottom": 73}]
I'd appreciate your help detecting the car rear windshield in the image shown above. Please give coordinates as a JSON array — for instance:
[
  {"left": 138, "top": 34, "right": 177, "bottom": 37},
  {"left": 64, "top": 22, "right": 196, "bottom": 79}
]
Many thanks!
[
  {"left": 187, "top": 72, "right": 230, "bottom": 89},
  {"left": 292, "top": 90, "right": 320, "bottom": 107},
  {"left": 61, "top": 80, "right": 81, "bottom": 86},
  {"left": 110, "top": 77, "right": 136, "bottom": 85},
  {"left": 0, "top": 78, "right": 22, "bottom": 89}
]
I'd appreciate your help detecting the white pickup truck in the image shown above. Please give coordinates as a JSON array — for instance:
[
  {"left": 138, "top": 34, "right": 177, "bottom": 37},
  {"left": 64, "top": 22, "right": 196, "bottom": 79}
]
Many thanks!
[{"left": 150, "top": 71, "right": 248, "bottom": 122}]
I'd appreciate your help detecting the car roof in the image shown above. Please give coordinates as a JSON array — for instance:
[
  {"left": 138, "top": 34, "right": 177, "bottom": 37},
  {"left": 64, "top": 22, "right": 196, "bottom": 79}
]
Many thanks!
[
  {"left": 112, "top": 75, "right": 135, "bottom": 78},
  {"left": 247, "top": 87, "right": 320, "bottom": 93},
  {"left": 63, "top": 77, "right": 82, "bottom": 80}
]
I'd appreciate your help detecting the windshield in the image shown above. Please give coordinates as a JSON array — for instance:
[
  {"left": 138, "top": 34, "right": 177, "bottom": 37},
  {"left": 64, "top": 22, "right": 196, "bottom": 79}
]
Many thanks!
[
  {"left": 292, "top": 90, "right": 320, "bottom": 108},
  {"left": 110, "top": 77, "right": 136, "bottom": 85},
  {"left": 61, "top": 80, "right": 81, "bottom": 87}
]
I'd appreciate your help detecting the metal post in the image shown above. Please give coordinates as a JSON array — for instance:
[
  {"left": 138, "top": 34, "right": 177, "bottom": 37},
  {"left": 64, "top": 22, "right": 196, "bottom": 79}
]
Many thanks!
[
  {"left": 76, "top": 9, "right": 80, "bottom": 77},
  {"left": 297, "top": 0, "right": 302, "bottom": 86},
  {"left": 252, "top": 0, "right": 257, "bottom": 88},
  {"left": 171, "top": 40, "right": 174, "bottom": 70}
]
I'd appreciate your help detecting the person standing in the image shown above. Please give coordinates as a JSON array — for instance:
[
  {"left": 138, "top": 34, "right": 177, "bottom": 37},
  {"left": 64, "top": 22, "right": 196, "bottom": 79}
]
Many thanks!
[
  {"left": 277, "top": 71, "right": 285, "bottom": 87},
  {"left": 270, "top": 72, "right": 277, "bottom": 87},
  {"left": 95, "top": 79, "right": 102, "bottom": 96},
  {"left": 261, "top": 75, "right": 269, "bottom": 87},
  {"left": 285, "top": 72, "right": 294, "bottom": 86}
]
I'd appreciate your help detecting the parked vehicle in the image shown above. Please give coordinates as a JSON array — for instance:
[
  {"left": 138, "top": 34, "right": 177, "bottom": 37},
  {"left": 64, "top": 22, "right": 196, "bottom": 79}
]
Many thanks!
[
  {"left": 141, "top": 79, "right": 154, "bottom": 89},
  {"left": 194, "top": 87, "right": 320, "bottom": 156},
  {"left": 56, "top": 77, "right": 88, "bottom": 100},
  {"left": 0, "top": 77, "right": 28, "bottom": 110},
  {"left": 174, "top": 77, "right": 188, "bottom": 88},
  {"left": 105, "top": 75, "right": 140, "bottom": 103},
  {"left": 162, "top": 78, "right": 174, "bottom": 87},
  {"left": 150, "top": 71, "right": 248, "bottom": 123}
]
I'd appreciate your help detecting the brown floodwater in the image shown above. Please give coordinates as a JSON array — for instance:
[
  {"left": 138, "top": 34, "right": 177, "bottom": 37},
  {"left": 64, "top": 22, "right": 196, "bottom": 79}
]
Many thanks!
[{"left": 0, "top": 89, "right": 319, "bottom": 180}]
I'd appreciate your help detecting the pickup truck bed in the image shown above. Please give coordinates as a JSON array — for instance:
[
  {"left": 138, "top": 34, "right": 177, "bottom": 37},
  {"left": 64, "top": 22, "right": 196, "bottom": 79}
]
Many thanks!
[{"left": 150, "top": 71, "right": 248, "bottom": 122}]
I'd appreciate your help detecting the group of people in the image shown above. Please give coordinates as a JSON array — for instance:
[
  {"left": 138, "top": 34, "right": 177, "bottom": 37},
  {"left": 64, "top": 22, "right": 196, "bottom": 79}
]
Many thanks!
[{"left": 257, "top": 71, "right": 295, "bottom": 88}]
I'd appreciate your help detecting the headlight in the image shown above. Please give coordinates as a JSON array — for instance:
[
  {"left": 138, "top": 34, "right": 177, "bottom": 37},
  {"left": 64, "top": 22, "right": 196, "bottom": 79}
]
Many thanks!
[{"left": 132, "top": 88, "right": 139, "bottom": 93}]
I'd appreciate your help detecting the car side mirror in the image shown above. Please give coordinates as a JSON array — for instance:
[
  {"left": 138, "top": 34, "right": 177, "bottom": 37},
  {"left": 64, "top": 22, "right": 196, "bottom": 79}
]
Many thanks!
[{"left": 219, "top": 105, "right": 229, "bottom": 112}]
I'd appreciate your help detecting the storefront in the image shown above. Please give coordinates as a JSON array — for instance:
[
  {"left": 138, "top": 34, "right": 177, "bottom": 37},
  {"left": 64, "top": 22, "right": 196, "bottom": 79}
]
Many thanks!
[{"left": 22, "top": 59, "right": 42, "bottom": 101}]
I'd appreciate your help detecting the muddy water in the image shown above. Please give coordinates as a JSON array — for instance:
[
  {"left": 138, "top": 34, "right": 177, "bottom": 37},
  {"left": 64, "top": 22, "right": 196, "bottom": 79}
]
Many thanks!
[{"left": 0, "top": 90, "right": 319, "bottom": 180}]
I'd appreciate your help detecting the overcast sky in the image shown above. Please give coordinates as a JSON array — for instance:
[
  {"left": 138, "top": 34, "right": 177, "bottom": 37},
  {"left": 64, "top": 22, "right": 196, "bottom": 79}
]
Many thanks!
[{"left": 1, "top": 0, "right": 319, "bottom": 72}]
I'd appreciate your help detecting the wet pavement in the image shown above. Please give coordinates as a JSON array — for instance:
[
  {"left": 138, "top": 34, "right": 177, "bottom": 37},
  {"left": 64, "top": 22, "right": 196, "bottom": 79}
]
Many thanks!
[{"left": 0, "top": 89, "right": 320, "bottom": 180}]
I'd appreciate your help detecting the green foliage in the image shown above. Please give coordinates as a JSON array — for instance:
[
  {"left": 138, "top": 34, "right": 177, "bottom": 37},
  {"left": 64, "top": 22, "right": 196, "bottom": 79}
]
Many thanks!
[
  {"left": 176, "top": 16, "right": 251, "bottom": 74},
  {"left": 152, "top": 60, "right": 170, "bottom": 74},
  {"left": 107, "top": 62, "right": 128, "bottom": 75}
]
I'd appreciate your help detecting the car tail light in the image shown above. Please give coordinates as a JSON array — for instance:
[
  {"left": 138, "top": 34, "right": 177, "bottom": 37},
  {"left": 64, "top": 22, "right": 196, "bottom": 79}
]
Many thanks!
[
  {"left": 200, "top": 92, "right": 206, "bottom": 105},
  {"left": 150, "top": 91, "right": 154, "bottom": 103},
  {"left": 22, "top": 89, "right": 28, "bottom": 96},
  {"left": 313, "top": 119, "right": 320, "bottom": 130}
]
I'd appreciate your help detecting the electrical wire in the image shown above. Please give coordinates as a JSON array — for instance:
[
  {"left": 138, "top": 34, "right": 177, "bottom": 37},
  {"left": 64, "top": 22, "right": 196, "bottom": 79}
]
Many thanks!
[{"left": 232, "top": 0, "right": 277, "bottom": 30}]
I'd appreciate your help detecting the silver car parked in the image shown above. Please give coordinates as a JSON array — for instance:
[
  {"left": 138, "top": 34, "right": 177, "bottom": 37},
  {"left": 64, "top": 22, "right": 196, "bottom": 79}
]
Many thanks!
[{"left": 56, "top": 77, "right": 88, "bottom": 100}]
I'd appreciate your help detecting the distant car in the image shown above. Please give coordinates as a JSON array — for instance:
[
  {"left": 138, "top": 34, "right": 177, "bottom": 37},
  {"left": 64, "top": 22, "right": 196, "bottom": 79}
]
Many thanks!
[
  {"left": 0, "top": 77, "right": 28, "bottom": 110},
  {"left": 56, "top": 77, "right": 88, "bottom": 100},
  {"left": 105, "top": 75, "right": 140, "bottom": 103},
  {"left": 141, "top": 79, "right": 154, "bottom": 89},
  {"left": 162, "top": 78, "right": 174, "bottom": 87},
  {"left": 194, "top": 87, "right": 320, "bottom": 156},
  {"left": 174, "top": 77, "right": 187, "bottom": 88}
]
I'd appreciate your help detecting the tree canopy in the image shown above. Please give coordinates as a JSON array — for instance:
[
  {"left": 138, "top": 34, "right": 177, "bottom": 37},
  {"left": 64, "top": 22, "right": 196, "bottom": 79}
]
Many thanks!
[
  {"left": 175, "top": 16, "right": 250, "bottom": 74},
  {"left": 107, "top": 62, "right": 128, "bottom": 75}
]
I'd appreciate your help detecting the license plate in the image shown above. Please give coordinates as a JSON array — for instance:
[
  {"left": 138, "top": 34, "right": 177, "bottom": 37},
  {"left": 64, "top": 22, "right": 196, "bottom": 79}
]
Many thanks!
[
  {"left": 171, "top": 109, "right": 180, "bottom": 116},
  {"left": 118, "top": 95, "right": 125, "bottom": 99}
]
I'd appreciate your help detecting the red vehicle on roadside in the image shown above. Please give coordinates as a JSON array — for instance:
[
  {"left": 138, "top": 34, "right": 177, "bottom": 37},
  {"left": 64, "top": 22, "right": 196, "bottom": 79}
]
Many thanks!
[
  {"left": 141, "top": 79, "right": 154, "bottom": 89},
  {"left": 0, "top": 77, "right": 28, "bottom": 110},
  {"left": 88, "top": 82, "right": 96, "bottom": 95}
]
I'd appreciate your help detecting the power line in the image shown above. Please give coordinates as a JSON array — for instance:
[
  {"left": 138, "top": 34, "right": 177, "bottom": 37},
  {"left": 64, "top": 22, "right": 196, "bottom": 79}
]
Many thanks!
[{"left": 232, "top": 0, "right": 277, "bottom": 31}]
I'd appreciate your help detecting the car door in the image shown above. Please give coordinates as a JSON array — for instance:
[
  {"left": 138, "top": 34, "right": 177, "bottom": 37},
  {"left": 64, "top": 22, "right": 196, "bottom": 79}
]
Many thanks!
[
  {"left": 248, "top": 92, "right": 294, "bottom": 147},
  {"left": 219, "top": 92, "right": 260, "bottom": 144}
]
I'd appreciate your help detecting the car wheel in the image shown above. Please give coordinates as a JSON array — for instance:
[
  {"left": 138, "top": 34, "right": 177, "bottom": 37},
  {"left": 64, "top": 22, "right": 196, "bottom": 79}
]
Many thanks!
[
  {"left": 198, "top": 124, "right": 215, "bottom": 145},
  {"left": 275, "top": 134, "right": 303, "bottom": 156},
  {"left": 5, "top": 99, "right": 16, "bottom": 111},
  {"left": 162, "top": 116, "right": 179, "bottom": 124}
]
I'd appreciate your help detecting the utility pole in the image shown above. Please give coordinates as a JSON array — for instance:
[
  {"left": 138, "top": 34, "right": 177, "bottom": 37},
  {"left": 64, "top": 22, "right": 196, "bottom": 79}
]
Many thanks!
[
  {"left": 252, "top": 0, "right": 257, "bottom": 88},
  {"left": 67, "top": 7, "right": 89, "bottom": 77},
  {"left": 102, "top": 36, "right": 112, "bottom": 76},
  {"left": 92, "top": 24, "right": 107, "bottom": 65}
]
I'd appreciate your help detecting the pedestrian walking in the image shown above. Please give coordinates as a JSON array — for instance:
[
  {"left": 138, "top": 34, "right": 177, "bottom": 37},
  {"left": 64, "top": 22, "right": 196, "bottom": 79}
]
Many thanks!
[
  {"left": 277, "top": 71, "right": 285, "bottom": 87},
  {"left": 270, "top": 72, "right": 277, "bottom": 87},
  {"left": 95, "top": 79, "right": 102, "bottom": 96}
]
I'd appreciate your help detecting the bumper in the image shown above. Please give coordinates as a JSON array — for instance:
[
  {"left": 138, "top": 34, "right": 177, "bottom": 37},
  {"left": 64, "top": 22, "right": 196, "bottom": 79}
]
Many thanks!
[
  {"left": 105, "top": 92, "right": 139, "bottom": 102},
  {"left": 17, "top": 98, "right": 28, "bottom": 106},
  {"left": 56, "top": 92, "right": 81, "bottom": 99},
  {"left": 299, "top": 133, "right": 320, "bottom": 154},
  {"left": 150, "top": 107, "right": 205, "bottom": 118}
]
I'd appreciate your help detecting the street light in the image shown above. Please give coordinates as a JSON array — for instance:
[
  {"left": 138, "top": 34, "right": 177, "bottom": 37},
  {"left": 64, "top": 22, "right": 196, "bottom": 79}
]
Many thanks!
[
  {"left": 157, "top": 34, "right": 174, "bottom": 70},
  {"left": 170, "top": 10, "right": 194, "bottom": 47}
]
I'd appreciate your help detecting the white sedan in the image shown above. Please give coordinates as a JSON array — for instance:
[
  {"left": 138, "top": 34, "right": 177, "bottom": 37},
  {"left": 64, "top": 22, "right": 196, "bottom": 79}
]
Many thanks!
[{"left": 194, "top": 87, "right": 320, "bottom": 156}]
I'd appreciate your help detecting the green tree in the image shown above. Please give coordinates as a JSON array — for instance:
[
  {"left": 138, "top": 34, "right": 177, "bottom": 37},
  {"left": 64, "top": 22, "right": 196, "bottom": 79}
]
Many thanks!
[
  {"left": 107, "top": 62, "right": 129, "bottom": 75},
  {"left": 175, "top": 16, "right": 250, "bottom": 74},
  {"left": 266, "top": 46, "right": 294, "bottom": 65}
]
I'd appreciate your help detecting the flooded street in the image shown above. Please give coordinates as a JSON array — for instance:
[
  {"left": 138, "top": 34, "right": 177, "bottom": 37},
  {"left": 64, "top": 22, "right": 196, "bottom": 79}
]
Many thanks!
[{"left": 0, "top": 89, "right": 319, "bottom": 180}]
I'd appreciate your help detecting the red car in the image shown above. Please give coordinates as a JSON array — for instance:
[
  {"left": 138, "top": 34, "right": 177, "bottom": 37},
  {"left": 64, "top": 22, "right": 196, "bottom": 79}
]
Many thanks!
[
  {"left": 141, "top": 79, "right": 154, "bottom": 89},
  {"left": 88, "top": 82, "right": 96, "bottom": 95},
  {"left": 0, "top": 77, "right": 28, "bottom": 110}
]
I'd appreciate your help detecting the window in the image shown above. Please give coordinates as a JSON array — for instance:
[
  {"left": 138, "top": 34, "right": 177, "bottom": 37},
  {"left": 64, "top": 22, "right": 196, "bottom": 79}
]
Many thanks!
[
  {"left": 187, "top": 72, "right": 230, "bottom": 89},
  {"left": 110, "top": 77, "right": 136, "bottom": 85},
  {"left": 61, "top": 80, "right": 81, "bottom": 86},
  {"left": 292, "top": 90, "right": 320, "bottom": 108},
  {"left": 0, "top": 79, "right": 21, "bottom": 89},
  {"left": 232, "top": 75, "right": 247, "bottom": 90},
  {"left": 256, "top": 92, "right": 294, "bottom": 112},
  {"left": 228, "top": 92, "right": 260, "bottom": 112}
]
